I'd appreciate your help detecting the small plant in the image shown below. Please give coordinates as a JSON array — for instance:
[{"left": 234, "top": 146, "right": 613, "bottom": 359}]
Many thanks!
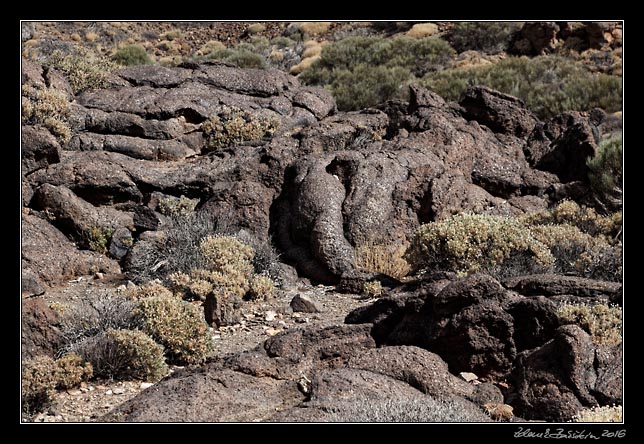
[
  {"left": 201, "top": 106, "right": 277, "bottom": 151},
  {"left": 59, "top": 290, "right": 142, "bottom": 351},
  {"left": 113, "top": 45, "right": 153, "bottom": 66},
  {"left": 22, "top": 355, "right": 58, "bottom": 414},
  {"left": 247, "top": 274, "right": 276, "bottom": 300},
  {"left": 136, "top": 295, "right": 213, "bottom": 365},
  {"left": 362, "top": 280, "right": 383, "bottom": 298},
  {"left": 44, "top": 48, "right": 122, "bottom": 94},
  {"left": 73, "top": 328, "right": 168, "bottom": 381},
  {"left": 572, "top": 405, "right": 622, "bottom": 422},
  {"left": 247, "top": 23, "right": 266, "bottom": 35},
  {"left": 405, "top": 213, "right": 553, "bottom": 277},
  {"left": 588, "top": 134, "right": 623, "bottom": 212},
  {"left": 557, "top": 302, "right": 622, "bottom": 347},
  {"left": 355, "top": 241, "right": 411, "bottom": 280},
  {"left": 21, "top": 84, "right": 71, "bottom": 144},
  {"left": 127, "top": 281, "right": 175, "bottom": 300},
  {"left": 54, "top": 353, "right": 93, "bottom": 389},
  {"left": 87, "top": 226, "right": 114, "bottom": 254},
  {"left": 157, "top": 195, "right": 199, "bottom": 218}
]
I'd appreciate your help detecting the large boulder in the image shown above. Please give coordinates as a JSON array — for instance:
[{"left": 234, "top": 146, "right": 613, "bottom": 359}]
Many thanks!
[
  {"left": 509, "top": 324, "right": 621, "bottom": 422},
  {"left": 21, "top": 297, "right": 64, "bottom": 359},
  {"left": 22, "top": 125, "right": 61, "bottom": 175}
]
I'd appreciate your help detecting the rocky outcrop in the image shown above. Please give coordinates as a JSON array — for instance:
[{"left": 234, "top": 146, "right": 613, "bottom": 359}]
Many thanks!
[
  {"left": 24, "top": 57, "right": 608, "bottom": 285},
  {"left": 504, "top": 274, "right": 622, "bottom": 301},
  {"left": 104, "top": 323, "right": 493, "bottom": 422},
  {"left": 21, "top": 297, "right": 64, "bottom": 359}
]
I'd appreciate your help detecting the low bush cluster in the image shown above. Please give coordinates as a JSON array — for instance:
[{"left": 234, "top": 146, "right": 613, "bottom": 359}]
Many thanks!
[
  {"left": 355, "top": 241, "right": 411, "bottom": 280},
  {"left": 136, "top": 295, "right": 213, "bottom": 365},
  {"left": 421, "top": 55, "right": 622, "bottom": 119},
  {"left": 557, "top": 302, "right": 622, "bottom": 347},
  {"left": 44, "top": 48, "right": 122, "bottom": 94},
  {"left": 406, "top": 201, "right": 622, "bottom": 281},
  {"left": 201, "top": 106, "right": 277, "bottom": 151},
  {"left": 157, "top": 195, "right": 199, "bottom": 218},
  {"left": 22, "top": 353, "right": 93, "bottom": 414},
  {"left": 300, "top": 35, "right": 454, "bottom": 110},
  {"left": 447, "top": 22, "right": 522, "bottom": 54},
  {"left": 86, "top": 226, "right": 114, "bottom": 255},
  {"left": 362, "top": 280, "right": 383, "bottom": 298},
  {"left": 21, "top": 84, "right": 71, "bottom": 144}
]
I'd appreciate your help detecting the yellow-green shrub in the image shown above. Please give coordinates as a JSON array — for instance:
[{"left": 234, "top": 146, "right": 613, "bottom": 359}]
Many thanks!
[
  {"left": 44, "top": 48, "right": 122, "bottom": 94},
  {"left": 588, "top": 135, "right": 623, "bottom": 212},
  {"left": 363, "top": 280, "right": 383, "bottom": 297},
  {"left": 405, "top": 213, "right": 553, "bottom": 276},
  {"left": 113, "top": 45, "right": 153, "bottom": 66},
  {"left": 136, "top": 295, "right": 213, "bottom": 365},
  {"left": 201, "top": 106, "right": 277, "bottom": 151},
  {"left": 21, "top": 84, "right": 71, "bottom": 144},
  {"left": 557, "top": 302, "right": 622, "bottom": 347},
  {"left": 355, "top": 241, "right": 411, "bottom": 280},
  {"left": 127, "top": 281, "right": 175, "bottom": 300},
  {"left": 247, "top": 274, "right": 276, "bottom": 300},
  {"left": 157, "top": 195, "right": 199, "bottom": 218}
]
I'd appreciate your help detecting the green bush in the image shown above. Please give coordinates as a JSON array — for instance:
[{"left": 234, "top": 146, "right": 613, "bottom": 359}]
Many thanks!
[
  {"left": 113, "top": 45, "right": 153, "bottom": 66},
  {"left": 44, "top": 48, "right": 122, "bottom": 94},
  {"left": 405, "top": 213, "right": 554, "bottom": 277},
  {"left": 300, "top": 35, "right": 454, "bottom": 110},
  {"left": 208, "top": 48, "right": 266, "bottom": 69},
  {"left": 447, "top": 22, "right": 522, "bottom": 54},
  {"left": 87, "top": 226, "right": 114, "bottom": 254},
  {"left": 136, "top": 295, "right": 213, "bottom": 365},
  {"left": 201, "top": 105, "right": 277, "bottom": 151},
  {"left": 74, "top": 328, "right": 168, "bottom": 381},
  {"left": 422, "top": 55, "right": 622, "bottom": 119},
  {"left": 588, "top": 134, "right": 623, "bottom": 212},
  {"left": 21, "top": 84, "right": 71, "bottom": 144}
]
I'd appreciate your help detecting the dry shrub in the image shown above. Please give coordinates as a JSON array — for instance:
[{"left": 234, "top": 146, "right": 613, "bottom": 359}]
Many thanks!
[
  {"left": 573, "top": 405, "right": 622, "bottom": 422},
  {"left": 21, "top": 84, "right": 71, "bottom": 144},
  {"left": 295, "top": 22, "right": 333, "bottom": 36},
  {"left": 406, "top": 23, "right": 439, "bottom": 39},
  {"left": 127, "top": 281, "right": 175, "bottom": 300},
  {"left": 201, "top": 106, "right": 277, "bottom": 151},
  {"left": 44, "top": 48, "right": 122, "bottom": 94},
  {"left": 355, "top": 241, "right": 411, "bottom": 280},
  {"left": 247, "top": 274, "right": 276, "bottom": 301},
  {"left": 588, "top": 135, "right": 623, "bottom": 213},
  {"left": 55, "top": 353, "right": 93, "bottom": 389},
  {"left": 523, "top": 200, "right": 621, "bottom": 239},
  {"left": 362, "top": 280, "right": 383, "bottom": 298},
  {"left": 72, "top": 328, "right": 168, "bottom": 382},
  {"left": 157, "top": 195, "right": 199, "bottom": 218},
  {"left": 136, "top": 295, "right": 213, "bottom": 365},
  {"left": 22, "top": 356, "right": 58, "bottom": 414},
  {"left": 405, "top": 213, "right": 553, "bottom": 277},
  {"left": 557, "top": 302, "right": 622, "bottom": 347}
]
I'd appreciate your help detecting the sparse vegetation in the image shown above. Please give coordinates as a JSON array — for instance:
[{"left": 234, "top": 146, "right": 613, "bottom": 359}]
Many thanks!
[
  {"left": 208, "top": 48, "right": 266, "bottom": 69},
  {"left": 447, "top": 22, "right": 522, "bottom": 54},
  {"left": 86, "top": 226, "right": 114, "bottom": 254},
  {"left": 201, "top": 106, "right": 277, "bottom": 151},
  {"left": 21, "top": 84, "right": 71, "bottom": 144},
  {"left": 73, "top": 328, "right": 168, "bottom": 381},
  {"left": 573, "top": 405, "right": 622, "bottom": 422},
  {"left": 113, "top": 44, "right": 153, "bottom": 66},
  {"left": 44, "top": 48, "right": 122, "bottom": 94},
  {"left": 300, "top": 35, "right": 454, "bottom": 110},
  {"left": 588, "top": 134, "right": 623, "bottom": 212},
  {"left": 405, "top": 213, "right": 554, "bottom": 277},
  {"left": 136, "top": 295, "right": 213, "bottom": 365},
  {"left": 557, "top": 302, "right": 622, "bottom": 347},
  {"left": 422, "top": 55, "right": 622, "bottom": 119},
  {"left": 157, "top": 195, "right": 199, "bottom": 218},
  {"left": 362, "top": 280, "right": 383, "bottom": 298},
  {"left": 247, "top": 274, "right": 276, "bottom": 301},
  {"left": 355, "top": 241, "right": 411, "bottom": 280}
]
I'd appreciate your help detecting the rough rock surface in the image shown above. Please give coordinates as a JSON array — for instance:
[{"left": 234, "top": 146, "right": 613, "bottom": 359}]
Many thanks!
[
  {"left": 509, "top": 325, "right": 621, "bottom": 422},
  {"left": 21, "top": 297, "right": 64, "bottom": 359},
  {"left": 23, "top": 59, "right": 603, "bottom": 285}
]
